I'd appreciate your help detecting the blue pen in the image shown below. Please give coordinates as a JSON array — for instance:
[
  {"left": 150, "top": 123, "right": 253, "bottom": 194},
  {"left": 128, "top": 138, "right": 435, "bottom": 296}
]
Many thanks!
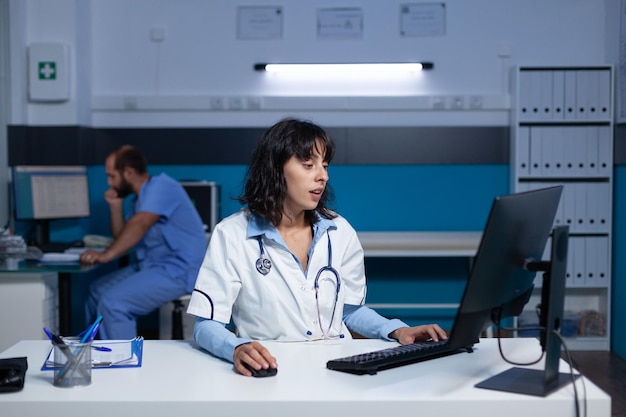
[
  {"left": 76, "top": 319, "right": 110, "bottom": 351},
  {"left": 80, "top": 315, "right": 103, "bottom": 344},
  {"left": 92, "top": 345, "right": 112, "bottom": 352}
]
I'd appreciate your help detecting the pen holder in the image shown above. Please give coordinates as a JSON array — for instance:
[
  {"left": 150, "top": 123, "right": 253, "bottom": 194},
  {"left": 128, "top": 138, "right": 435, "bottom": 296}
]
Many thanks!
[{"left": 53, "top": 338, "right": 92, "bottom": 388}]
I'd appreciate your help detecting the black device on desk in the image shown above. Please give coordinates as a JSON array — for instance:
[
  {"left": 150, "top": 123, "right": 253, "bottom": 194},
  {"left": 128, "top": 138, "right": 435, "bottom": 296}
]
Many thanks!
[
  {"left": 328, "top": 186, "right": 569, "bottom": 397},
  {"left": 37, "top": 240, "right": 83, "bottom": 253},
  {"left": 10, "top": 165, "right": 91, "bottom": 248}
]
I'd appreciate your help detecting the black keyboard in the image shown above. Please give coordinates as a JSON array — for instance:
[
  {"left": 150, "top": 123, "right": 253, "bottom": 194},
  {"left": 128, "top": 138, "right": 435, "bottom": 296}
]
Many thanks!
[
  {"left": 38, "top": 242, "right": 74, "bottom": 253},
  {"left": 327, "top": 340, "right": 468, "bottom": 375}
]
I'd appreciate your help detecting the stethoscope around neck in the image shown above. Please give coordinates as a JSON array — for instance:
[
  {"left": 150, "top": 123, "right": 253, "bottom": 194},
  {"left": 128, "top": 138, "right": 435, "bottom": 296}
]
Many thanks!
[{"left": 255, "top": 234, "right": 343, "bottom": 339}]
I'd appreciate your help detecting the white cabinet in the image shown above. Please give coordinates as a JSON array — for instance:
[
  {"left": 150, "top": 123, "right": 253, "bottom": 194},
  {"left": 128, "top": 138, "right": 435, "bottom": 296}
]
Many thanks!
[
  {"left": 511, "top": 66, "right": 613, "bottom": 350},
  {"left": 0, "top": 272, "right": 58, "bottom": 352}
]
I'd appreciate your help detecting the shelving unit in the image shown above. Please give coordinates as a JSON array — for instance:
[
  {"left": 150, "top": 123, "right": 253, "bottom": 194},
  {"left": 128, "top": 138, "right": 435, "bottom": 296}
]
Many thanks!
[{"left": 511, "top": 66, "right": 613, "bottom": 350}]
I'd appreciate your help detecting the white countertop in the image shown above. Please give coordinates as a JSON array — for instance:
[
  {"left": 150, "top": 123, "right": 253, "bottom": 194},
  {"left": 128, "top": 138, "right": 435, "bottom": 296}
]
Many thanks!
[{"left": 0, "top": 338, "right": 610, "bottom": 417}]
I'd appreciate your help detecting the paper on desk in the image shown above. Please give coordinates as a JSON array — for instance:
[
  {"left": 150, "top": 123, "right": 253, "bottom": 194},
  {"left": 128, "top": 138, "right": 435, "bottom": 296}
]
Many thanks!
[
  {"left": 64, "top": 247, "right": 105, "bottom": 255},
  {"left": 41, "top": 337, "right": 144, "bottom": 370},
  {"left": 39, "top": 253, "right": 80, "bottom": 263}
]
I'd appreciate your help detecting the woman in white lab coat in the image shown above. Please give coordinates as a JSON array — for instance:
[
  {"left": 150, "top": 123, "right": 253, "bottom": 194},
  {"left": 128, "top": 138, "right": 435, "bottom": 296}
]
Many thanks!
[{"left": 187, "top": 118, "right": 447, "bottom": 376}]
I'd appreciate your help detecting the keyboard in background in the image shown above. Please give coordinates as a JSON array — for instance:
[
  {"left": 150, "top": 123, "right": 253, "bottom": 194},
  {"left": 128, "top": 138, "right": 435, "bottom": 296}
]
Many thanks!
[
  {"left": 326, "top": 340, "right": 473, "bottom": 375},
  {"left": 38, "top": 242, "right": 77, "bottom": 253}
]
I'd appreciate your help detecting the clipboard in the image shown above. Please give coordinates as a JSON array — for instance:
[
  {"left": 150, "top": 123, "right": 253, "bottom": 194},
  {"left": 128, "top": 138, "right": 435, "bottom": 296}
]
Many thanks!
[{"left": 41, "top": 337, "right": 143, "bottom": 370}]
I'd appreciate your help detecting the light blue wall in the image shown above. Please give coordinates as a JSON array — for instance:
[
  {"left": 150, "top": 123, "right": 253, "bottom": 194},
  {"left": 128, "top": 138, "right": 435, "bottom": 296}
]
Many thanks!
[
  {"left": 34, "top": 162, "right": 625, "bottom": 356},
  {"left": 34, "top": 163, "right": 508, "bottom": 331},
  {"left": 46, "top": 163, "right": 508, "bottom": 239}
]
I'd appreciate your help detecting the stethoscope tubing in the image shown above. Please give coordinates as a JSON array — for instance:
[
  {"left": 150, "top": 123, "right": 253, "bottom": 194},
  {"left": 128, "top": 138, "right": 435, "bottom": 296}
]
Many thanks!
[{"left": 255, "top": 233, "right": 341, "bottom": 338}]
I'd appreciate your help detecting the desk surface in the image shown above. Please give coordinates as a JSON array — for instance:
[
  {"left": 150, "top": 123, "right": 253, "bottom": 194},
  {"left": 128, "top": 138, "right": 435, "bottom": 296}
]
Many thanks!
[
  {"left": 0, "top": 258, "right": 98, "bottom": 274},
  {"left": 0, "top": 338, "right": 610, "bottom": 417}
]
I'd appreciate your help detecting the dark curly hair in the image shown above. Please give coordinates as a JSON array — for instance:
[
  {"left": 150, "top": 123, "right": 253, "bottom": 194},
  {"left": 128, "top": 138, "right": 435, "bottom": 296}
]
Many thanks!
[{"left": 238, "top": 118, "right": 336, "bottom": 226}]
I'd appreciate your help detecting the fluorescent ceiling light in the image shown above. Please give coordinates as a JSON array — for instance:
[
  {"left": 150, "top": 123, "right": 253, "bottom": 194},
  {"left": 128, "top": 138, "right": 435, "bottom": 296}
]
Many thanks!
[{"left": 254, "top": 62, "right": 434, "bottom": 73}]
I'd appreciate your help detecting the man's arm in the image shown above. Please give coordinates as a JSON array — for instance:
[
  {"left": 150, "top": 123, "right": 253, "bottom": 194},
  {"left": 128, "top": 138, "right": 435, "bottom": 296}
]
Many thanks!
[
  {"left": 81, "top": 211, "right": 159, "bottom": 264},
  {"left": 105, "top": 188, "right": 125, "bottom": 238}
]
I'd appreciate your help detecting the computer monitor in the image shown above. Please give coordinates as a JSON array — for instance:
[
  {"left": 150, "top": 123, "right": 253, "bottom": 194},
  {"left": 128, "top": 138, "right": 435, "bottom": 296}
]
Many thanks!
[
  {"left": 445, "top": 185, "right": 571, "bottom": 396},
  {"left": 180, "top": 181, "right": 220, "bottom": 233},
  {"left": 11, "top": 165, "right": 90, "bottom": 245}
]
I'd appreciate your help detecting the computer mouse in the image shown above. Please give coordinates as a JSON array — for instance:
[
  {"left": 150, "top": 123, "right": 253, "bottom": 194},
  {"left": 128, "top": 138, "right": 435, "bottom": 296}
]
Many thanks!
[{"left": 243, "top": 362, "right": 277, "bottom": 378}]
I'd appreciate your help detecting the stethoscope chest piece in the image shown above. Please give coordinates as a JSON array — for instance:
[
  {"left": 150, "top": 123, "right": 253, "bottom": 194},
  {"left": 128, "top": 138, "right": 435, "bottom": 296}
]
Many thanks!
[{"left": 256, "top": 257, "right": 272, "bottom": 275}]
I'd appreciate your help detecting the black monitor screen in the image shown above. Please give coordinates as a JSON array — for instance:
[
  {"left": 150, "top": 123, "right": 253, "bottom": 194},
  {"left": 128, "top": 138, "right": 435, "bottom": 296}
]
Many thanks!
[
  {"left": 180, "top": 181, "right": 220, "bottom": 233},
  {"left": 12, "top": 165, "right": 90, "bottom": 221},
  {"left": 448, "top": 185, "right": 563, "bottom": 349}
]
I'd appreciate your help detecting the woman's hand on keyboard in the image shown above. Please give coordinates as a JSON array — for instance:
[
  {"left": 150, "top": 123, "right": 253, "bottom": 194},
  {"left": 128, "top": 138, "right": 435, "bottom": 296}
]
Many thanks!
[{"left": 389, "top": 324, "right": 448, "bottom": 345}]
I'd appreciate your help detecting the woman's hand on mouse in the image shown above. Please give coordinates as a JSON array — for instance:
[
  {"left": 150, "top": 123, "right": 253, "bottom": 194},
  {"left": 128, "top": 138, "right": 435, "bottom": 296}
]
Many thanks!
[{"left": 233, "top": 341, "right": 278, "bottom": 376}]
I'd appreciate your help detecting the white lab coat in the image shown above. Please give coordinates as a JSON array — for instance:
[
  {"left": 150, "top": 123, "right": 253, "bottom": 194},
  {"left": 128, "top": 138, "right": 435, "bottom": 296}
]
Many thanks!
[{"left": 187, "top": 209, "right": 367, "bottom": 341}]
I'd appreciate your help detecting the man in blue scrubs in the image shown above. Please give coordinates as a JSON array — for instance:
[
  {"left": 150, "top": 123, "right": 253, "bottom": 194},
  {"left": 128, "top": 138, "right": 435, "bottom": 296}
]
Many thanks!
[{"left": 80, "top": 145, "right": 207, "bottom": 339}]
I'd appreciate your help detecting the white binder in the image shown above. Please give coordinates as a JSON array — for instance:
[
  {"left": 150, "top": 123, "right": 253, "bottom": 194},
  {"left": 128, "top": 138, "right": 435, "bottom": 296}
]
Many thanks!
[
  {"left": 575, "top": 70, "right": 589, "bottom": 121},
  {"left": 564, "top": 70, "right": 577, "bottom": 121},
  {"left": 561, "top": 183, "right": 576, "bottom": 232},
  {"left": 552, "top": 70, "right": 565, "bottom": 120},
  {"left": 596, "top": 182, "right": 611, "bottom": 232},
  {"left": 573, "top": 128, "right": 587, "bottom": 177},
  {"left": 516, "top": 126, "right": 531, "bottom": 177},
  {"left": 518, "top": 70, "right": 534, "bottom": 122},
  {"left": 597, "top": 125, "right": 612, "bottom": 177},
  {"left": 562, "top": 126, "right": 577, "bottom": 177},
  {"left": 585, "top": 126, "right": 599, "bottom": 177},
  {"left": 539, "top": 71, "right": 553, "bottom": 121},
  {"left": 529, "top": 127, "right": 543, "bottom": 177},
  {"left": 585, "top": 70, "right": 600, "bottom": 121},
  {"left": 573, "top": 182, "right": 588, "bottom": 233},
  {"left": 585, "top": 236, "right": 610, "bottom": 288},
  {"left": 572, "top": 237, "right": 586, "bottom": 287},
  {"left": 597, "top": 68, "right": 611, "bottom": 120}
]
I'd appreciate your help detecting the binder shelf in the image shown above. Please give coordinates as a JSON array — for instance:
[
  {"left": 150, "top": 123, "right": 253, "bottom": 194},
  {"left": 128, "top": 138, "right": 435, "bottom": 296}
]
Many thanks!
[{"left": 511, "top": 66, "right": 613, "bottom": 351}]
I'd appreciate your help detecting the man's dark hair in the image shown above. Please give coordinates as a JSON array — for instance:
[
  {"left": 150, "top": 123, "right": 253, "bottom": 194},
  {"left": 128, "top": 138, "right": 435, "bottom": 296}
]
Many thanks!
[{"left": 111, "top": 145, "right": 147, "bottom": 174}]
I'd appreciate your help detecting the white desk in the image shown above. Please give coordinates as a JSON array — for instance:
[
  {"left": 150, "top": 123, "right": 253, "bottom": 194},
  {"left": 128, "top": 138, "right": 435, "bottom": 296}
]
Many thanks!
[
  {"left": 0, "top": 338, "right": 610, "bottom": 417},
  {"left": 357, "top": 231, "right": 481, "bottom": 257}
]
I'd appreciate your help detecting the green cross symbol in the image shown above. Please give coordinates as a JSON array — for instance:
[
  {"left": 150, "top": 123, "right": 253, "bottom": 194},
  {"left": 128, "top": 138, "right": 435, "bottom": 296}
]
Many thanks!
[{"left": 38, "top": 62, "right": 57, "bottom": 80}]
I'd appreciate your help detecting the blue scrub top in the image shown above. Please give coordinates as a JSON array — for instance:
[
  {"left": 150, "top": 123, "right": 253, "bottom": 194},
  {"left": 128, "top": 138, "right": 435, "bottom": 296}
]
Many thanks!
[{"left": 129, "top": 173, "right": 207, "bottom": 291}]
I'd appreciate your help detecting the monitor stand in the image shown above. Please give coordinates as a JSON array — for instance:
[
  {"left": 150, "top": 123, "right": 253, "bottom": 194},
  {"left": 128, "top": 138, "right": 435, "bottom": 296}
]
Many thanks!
[
  {"left": 35, "top": 220, "right": 51, "bottom": 247},
  {"left": 34, "top": 220, "right": 73, "bottom": 253},
  {"left": 475, "top": 226, "right": 578, "bottom": 397}
]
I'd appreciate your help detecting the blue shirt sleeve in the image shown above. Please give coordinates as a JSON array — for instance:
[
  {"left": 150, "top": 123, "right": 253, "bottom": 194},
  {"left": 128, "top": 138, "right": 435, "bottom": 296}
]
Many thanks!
[
  {"left": 193, "top": 316, "right": 251, "bottom": 363},
  {"left": 343, "top": 304, "right": 408, "bottom": 341}
]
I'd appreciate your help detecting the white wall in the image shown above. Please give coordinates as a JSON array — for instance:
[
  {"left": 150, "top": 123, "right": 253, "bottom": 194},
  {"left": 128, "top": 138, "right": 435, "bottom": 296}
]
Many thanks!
[{"left": 6, "top": 0, "right": 615, "bottom": 128}]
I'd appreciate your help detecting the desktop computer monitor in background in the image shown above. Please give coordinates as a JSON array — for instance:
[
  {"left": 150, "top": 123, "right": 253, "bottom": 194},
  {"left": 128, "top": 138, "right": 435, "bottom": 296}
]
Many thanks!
[
  {"left": 11, "top": 165, "right": 90, "bottom": 246},
  {"left": 180, "top": 181, "right": 220, "bottom": 234}
]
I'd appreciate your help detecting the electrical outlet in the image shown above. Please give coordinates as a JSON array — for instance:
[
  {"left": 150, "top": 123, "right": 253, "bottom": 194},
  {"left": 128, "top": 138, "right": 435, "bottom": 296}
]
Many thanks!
[
  {"left": 210, "top": 97, "right": 225, "bottom": 110},
  {"left": 432, "top": 96, "right": 446, "bottom": 110},
  {"left": 228, "top": 97, "right": 244, "bottom": 110},
  {"left": 451, "top": 96, "right": 465, "bottom": 110},
  {"left": 123, "top": 96, "right": 138, "bottom": 110},
  {"left": 247, "top": 97, "right": 262, "bottom": 110},
  {"left": 469, "top": 96, "right": 483, "bottom": 109}
]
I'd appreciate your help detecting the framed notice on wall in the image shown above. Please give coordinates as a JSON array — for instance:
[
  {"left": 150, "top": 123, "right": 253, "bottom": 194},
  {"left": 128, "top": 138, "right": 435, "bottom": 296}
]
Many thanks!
[
  {"left": 317, "top": 8, "right": 363, "bottom": 40},
  {"left": 237, "top": 6, "right": 283, "bottom": 40},
  {"left": 400, "top": 3, "right": 446, "bottom": 37}
]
